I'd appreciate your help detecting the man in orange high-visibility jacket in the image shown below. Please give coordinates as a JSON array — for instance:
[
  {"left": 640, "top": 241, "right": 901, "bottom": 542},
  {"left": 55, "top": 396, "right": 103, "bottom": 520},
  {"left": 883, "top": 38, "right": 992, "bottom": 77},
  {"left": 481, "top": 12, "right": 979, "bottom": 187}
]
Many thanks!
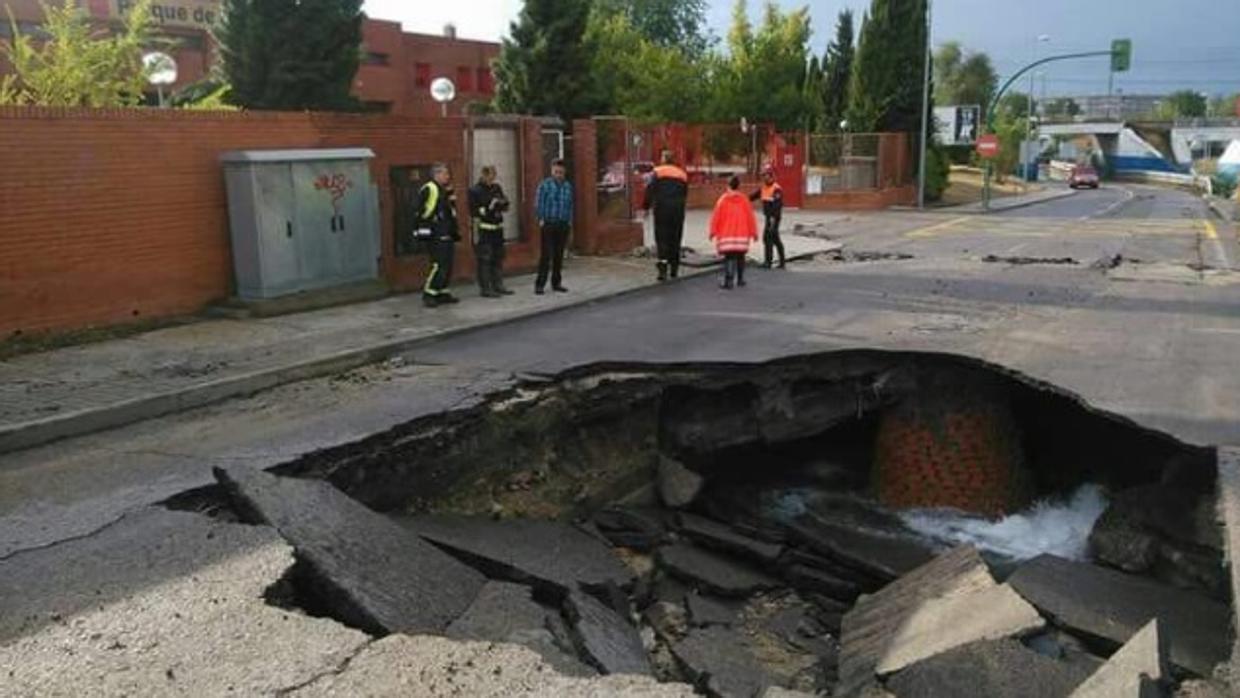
[
  {"left": 643, "top": 151, "right": 689, "bottom": 281},
  {"left": 750, "top": 165, "right": 786, "bottom": 269}
]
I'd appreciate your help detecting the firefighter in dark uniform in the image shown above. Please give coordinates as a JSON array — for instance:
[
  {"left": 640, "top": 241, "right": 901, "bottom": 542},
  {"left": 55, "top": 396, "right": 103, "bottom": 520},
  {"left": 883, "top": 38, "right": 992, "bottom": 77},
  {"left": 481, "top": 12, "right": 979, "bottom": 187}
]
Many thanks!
[
  {"left": 414, "top": 163, "right": 461, "bottom": 307},
  {"left": 750, "top": 165, "right": 786, "bottom": 269},
  {"left": 468, "top": 165, "right": 513, "bottom": 298},
  {"left": 642, "top": 151, "right": 690, "bottom": 281}
]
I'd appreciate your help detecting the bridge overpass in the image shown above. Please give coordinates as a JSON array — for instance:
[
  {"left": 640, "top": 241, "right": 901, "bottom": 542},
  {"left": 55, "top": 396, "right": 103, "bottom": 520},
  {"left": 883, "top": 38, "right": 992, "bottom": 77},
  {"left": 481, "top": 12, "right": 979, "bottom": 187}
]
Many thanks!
[{"left": 1039, "top": 120, "right": 1240, "bottom": 173}]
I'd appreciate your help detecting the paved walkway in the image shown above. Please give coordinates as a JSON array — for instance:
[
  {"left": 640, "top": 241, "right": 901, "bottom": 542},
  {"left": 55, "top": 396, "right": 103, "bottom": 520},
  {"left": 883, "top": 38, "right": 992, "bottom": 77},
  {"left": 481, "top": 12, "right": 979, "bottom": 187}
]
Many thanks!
[{"left": 1, "top": 231, "right": 842, "bottom": 454}]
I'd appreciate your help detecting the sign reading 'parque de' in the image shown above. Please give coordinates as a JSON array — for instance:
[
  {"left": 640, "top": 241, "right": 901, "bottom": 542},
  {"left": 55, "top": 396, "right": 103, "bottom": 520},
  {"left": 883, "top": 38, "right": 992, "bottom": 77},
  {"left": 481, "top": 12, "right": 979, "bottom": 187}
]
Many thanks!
[{"left": 110, "top": 0, "right": 221, "bottom": 30}]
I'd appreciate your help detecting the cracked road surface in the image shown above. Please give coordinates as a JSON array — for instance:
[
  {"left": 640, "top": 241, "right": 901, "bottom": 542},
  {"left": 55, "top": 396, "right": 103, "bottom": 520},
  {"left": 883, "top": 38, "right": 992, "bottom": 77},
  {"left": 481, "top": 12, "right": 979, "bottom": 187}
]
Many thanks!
[{"left": 1, "top": 183, "right": 1237, "bottom": 695}]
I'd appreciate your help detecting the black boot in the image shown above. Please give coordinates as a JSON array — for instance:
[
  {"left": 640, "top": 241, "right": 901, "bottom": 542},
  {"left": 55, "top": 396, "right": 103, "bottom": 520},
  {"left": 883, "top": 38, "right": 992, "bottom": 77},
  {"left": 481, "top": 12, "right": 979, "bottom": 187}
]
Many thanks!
[{"left": 657, "top": 261, "right": 668, "bottom": 282}]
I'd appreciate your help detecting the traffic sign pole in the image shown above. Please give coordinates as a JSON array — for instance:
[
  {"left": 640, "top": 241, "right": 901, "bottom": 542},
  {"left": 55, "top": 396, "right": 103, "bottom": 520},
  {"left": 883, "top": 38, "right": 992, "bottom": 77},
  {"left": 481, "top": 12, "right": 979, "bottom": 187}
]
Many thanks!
[{"left": 980, "top": 43, "right": 1130, "bottom": 210}]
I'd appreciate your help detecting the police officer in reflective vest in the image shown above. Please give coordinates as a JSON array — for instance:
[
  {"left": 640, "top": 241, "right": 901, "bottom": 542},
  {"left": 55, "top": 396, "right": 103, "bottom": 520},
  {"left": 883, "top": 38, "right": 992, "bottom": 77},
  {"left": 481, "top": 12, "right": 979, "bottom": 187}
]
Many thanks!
[
  {"left": 643, "top": 151, "right": 689, "bottom": 281},
  {"left": 468, "top": 165, "right": 513, "bottom": 298},
  {"left": 750, "top": 165, "right": 786, "bottom": 269},
  {"left": 414, "top": 163, "right": 461, "bottom": 307}
]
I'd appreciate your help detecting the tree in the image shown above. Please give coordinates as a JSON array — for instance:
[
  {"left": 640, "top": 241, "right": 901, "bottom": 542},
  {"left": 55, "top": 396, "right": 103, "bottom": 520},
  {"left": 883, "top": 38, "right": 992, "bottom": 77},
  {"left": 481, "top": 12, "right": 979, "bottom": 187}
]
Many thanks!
[
  {"left": 586, "top": 11, "right": 710, "bottom": 122},
  {"left": 847, "top": 0, "right": 929, "bottom": 134},
  {"left": 995, "top": 91, "right": 1035, "bottom": 121},
  {"left": 494, "top": 0, "right": 599, "bottom": 120},
  {"left": 1, "top": 0, "right": 154, "bottom": 107},
  {"left": 218, "top": 0, "right": 363, "bottom": 111},
  {"left": 818, "top": 9, "right": 854, "bottom": 132},
  {"left": 594, "top": 0, "right": 709, "bottom": 55},
  {"left": 716, "top": 1, "right": 813, "bottom": 130},
  {"left": 934, "top": 42, "right": 995, "bottom": 113},
  {"left": 1161, "top": 89, "right": 1208, "bottom": 119}
]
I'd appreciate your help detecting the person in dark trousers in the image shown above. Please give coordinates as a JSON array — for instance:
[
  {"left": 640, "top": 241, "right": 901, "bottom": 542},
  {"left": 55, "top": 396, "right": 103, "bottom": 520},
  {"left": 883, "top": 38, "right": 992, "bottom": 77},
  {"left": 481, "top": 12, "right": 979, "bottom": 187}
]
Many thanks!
[
  {"left": 710, "top": 176, "right": 759, "bottom": 289},
  {"left": 642, "top": 151, "right": 689, "bottom": 281},
  {"left": 414, "top": 163, "right": 460, "bottom": 308},
  {"left": 534, "top": 159, "right": 573, "bottom": 294},
  {"left": 468, "top": 165, "right": 513, "bottom": 298},
  {"left": 750, "top": 165, "right": 786, "bottom": 269}
]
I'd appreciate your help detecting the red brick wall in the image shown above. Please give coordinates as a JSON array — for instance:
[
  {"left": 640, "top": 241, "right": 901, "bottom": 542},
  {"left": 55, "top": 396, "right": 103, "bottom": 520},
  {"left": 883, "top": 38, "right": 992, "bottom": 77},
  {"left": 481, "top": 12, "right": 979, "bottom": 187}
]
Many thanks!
[
  {"left": 0, "top": 107, "right": 551, "bottom": 337},
  {"left": 570, "top": 119, "right": 643, "bottom": 256}
]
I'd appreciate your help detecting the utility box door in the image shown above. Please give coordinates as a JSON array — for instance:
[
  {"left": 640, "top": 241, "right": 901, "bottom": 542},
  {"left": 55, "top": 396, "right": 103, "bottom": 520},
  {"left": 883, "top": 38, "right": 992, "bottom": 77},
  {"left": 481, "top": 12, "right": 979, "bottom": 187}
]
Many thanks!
[
  {"left": 254, "top": 164, "right": 303, "bottom": 295},
  {"left": 335, "top": 161, "right": 380, "bottom": 280},
  {"left": 292, "top": 162, "right": 345, "bottom": 287}
]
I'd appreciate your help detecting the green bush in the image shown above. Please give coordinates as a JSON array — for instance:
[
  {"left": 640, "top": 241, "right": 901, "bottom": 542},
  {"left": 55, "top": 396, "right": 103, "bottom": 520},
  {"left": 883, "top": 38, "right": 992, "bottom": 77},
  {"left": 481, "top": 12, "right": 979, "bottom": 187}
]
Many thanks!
[
  {"left": 1212, "top": 172, "right": 1237, "bottom": 200},
  {"left": 925, "top": 144, "right": 951, "bottom": 202}
]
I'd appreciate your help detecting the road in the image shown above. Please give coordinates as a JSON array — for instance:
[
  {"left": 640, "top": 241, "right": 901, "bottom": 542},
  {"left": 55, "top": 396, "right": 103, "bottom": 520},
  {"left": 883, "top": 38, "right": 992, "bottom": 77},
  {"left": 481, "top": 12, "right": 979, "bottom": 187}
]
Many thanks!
[
  {"left": 2, "top": 184, "right": 1237, "bottom": 561},
  {"left": 3, "top": 182, "right": 1239, "bottom": 696}
]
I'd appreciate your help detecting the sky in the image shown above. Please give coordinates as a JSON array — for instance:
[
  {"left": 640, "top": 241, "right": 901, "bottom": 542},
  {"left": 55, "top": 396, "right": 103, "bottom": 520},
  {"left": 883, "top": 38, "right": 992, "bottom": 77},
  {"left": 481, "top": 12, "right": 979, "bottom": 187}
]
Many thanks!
[{"left": 363, "top": 0, "right": 1240, "bottom": 98}]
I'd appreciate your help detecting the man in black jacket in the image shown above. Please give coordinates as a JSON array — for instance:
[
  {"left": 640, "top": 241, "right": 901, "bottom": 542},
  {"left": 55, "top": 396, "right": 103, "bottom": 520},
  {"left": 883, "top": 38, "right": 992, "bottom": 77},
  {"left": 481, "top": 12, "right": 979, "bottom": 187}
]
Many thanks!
[
  {"left": 468, "top": 166, "right": 513, "bottom": 298},
  {"left": 643, "top": 151, "right": 689, "bottom": 281},
  {"left": 750, "top": 165, "right": 786, "bottom": 269},
  {"left": 414, "top": 163, "right": 461, "bottom": 308}
]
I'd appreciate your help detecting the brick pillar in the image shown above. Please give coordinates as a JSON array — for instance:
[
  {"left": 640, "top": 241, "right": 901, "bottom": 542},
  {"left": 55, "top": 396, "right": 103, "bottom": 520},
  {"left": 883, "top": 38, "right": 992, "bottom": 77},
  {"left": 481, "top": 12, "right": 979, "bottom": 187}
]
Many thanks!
[{"left": 571, "top": 118, "right": 600, "bottom": 254}]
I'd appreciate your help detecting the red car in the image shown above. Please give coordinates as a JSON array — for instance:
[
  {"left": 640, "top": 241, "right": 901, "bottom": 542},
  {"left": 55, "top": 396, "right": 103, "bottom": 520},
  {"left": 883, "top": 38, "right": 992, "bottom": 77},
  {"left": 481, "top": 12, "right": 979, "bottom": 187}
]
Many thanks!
[{"left": 1068, "top": 165, "right": 1100, "bottom": 189}]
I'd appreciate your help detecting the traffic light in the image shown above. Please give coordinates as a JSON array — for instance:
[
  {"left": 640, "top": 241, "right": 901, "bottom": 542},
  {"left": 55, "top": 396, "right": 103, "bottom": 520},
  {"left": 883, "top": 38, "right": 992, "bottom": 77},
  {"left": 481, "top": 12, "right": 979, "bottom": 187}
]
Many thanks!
[{"left": 1111, "top": 39, "right": 1132, "bottom": 73}]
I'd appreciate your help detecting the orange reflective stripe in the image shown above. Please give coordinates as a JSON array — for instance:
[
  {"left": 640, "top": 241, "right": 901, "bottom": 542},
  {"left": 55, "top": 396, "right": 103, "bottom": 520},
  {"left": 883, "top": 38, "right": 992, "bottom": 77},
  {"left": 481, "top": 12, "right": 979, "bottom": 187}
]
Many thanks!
[
  {"left": 761, "top": 182, "right": 783, "bottom": 201},
  {"left": 654, "top": 165, "right": 688, "bottom": 182}
]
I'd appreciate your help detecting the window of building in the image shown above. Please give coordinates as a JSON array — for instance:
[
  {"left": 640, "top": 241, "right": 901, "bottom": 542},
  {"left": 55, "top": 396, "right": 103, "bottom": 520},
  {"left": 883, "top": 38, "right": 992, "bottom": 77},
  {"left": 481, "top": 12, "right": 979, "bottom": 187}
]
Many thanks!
[
  {"left": 363, "top": 52, "right": 390, "bottom": 66},
  {"left": 456, "top": 66, "right": 474, "bottom": 93},
  {"left": 477, "top": 67, "right": 494, "bottom": 95},
  {"left": 414, "top": 63, "right": 431, "bottom": 88}
]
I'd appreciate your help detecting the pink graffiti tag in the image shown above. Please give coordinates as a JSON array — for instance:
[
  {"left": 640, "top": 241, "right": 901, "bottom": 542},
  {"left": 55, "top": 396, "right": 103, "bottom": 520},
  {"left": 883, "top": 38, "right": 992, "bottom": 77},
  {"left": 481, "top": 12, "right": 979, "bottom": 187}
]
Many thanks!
[{"left": 313, "top": 173, "right": 354, "bottom": 214}]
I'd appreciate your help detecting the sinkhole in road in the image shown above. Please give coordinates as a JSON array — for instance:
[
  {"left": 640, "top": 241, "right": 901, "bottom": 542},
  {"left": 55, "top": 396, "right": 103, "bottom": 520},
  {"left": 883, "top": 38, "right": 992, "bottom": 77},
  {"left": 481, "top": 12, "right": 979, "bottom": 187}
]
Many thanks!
[{"left": 169, "top": 350, "right": 1229, "bottom": 695}]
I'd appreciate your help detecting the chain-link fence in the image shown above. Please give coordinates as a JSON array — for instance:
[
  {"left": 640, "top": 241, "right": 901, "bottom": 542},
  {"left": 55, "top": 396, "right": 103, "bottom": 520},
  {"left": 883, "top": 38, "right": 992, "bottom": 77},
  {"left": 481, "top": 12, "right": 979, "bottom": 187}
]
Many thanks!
[{"left": 806, "top": 132, "right": 912, "bottom": 193}]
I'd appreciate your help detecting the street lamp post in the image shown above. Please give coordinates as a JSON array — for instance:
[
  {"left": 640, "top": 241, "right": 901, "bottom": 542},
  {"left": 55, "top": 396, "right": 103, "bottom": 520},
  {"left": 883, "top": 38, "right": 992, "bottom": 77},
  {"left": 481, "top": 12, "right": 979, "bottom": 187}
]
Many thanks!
[
  {"left": 143, "top": 51, "right": 177, "bottom": 108},
  {"left": 430, "top": 77, "right": 456, "bottom": 118},
  {"left": 1025, "top": 35, "right": 1050, "bottom": 180},
  {"left": 916, "top": 0, "right": 933, "bottom": 210}
]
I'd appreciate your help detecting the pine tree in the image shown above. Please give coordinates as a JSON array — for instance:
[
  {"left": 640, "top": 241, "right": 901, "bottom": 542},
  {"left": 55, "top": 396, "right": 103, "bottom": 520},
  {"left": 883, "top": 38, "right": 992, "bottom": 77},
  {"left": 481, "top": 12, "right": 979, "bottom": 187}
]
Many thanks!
[
  {"left": 218, "top": 0, "right": 363, "bottom": 111},
  {"left": 493, "top": 0, "right": 599, "bottom": 120},
  {"left": 846, "top": 0, "right": 927, "bottom": 134},
  {"left": 819, "top": 9, "right": 853, "bottom": 132}
]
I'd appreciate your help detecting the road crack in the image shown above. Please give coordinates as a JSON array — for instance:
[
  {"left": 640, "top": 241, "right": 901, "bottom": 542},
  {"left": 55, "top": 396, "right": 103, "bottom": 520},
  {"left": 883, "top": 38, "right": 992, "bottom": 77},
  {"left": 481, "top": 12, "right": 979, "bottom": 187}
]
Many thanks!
[{"left": 275, "top": 637, "right": 377, "bottom": 696}]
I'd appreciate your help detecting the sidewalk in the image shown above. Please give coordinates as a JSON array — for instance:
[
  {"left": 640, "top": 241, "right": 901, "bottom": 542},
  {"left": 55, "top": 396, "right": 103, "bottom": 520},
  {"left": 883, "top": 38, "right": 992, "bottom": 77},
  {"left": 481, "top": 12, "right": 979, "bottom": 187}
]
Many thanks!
[
  {"left": 0, "top": 232, "right": 839, "bottom": 454},
  {"left": 0, "top": 257, "right": 675, "bottom": 454},
  {"left": 947, "top": 187, "right": 1077, "bottom": 214}
]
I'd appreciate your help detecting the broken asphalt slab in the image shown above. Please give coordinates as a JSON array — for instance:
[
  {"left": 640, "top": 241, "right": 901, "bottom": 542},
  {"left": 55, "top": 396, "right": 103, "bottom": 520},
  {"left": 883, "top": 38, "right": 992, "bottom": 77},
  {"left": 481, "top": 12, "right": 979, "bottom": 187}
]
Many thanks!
[
  {"left": 657, "top": 542, "right": 783, "bottom": 597},
  {"left": 564, "top": 590, "right": 652, "bottom": 676},
  {"left": 1007, "top": 554, "right": 1231, "bottom": 678},
  {"left": 786, "top": 514, "right": 936, "bottom": 583},
  {"left": 397, "top": 514, "right": 635, "bottom": 595},
  {"left": 1069, "top": 619, "right": 1166, "bottom": 698},
  {"left": 884, "top": 639, "right": 1098, "bottom": 698},
  {"left": 214, "top": 467, "right": 486, "bottom": 635},
  {"left": 875, "top": 583, "right": 1045, "bottom": 675},
  {"left": 672, "top": 625, "right": 775, "bottom": 698},
  {"left": 837, "top": 546, "right": 993, "bottom": 697},
  {"left": 445, "top": 580, "right": 595, "bottom": 677},
  {"left": 676, "top": 512, "right": 785, "bottom": 564}
]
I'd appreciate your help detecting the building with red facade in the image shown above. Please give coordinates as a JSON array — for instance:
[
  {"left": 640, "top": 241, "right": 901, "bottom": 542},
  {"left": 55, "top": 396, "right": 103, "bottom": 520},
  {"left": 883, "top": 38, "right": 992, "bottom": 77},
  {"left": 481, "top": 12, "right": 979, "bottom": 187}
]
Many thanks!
[{"left": 0, "top": 1, "right": 498, "bottom": 115}]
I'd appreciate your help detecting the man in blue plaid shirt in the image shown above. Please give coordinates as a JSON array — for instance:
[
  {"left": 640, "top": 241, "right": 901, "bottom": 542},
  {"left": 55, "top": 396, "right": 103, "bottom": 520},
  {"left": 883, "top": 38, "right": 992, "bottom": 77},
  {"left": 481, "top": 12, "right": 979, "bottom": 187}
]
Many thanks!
[{"left": 534, "top": 159, "right": 573, "bottom": 294}]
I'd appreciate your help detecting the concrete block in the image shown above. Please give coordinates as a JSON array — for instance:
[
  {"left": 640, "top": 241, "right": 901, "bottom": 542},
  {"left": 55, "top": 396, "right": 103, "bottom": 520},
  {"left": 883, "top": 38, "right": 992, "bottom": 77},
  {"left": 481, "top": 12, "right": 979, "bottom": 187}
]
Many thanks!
[
  {"left": 1070, "top": 619, "right": 1167, "bottom": 698},
  {"left": 876, "top": 583, "right": 1045, "bottom": 675}
]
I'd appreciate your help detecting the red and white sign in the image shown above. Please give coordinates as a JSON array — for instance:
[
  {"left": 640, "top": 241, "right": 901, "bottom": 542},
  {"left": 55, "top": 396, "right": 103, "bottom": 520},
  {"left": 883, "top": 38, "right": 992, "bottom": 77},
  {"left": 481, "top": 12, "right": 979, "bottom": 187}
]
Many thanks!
[{"left": 976, "top": 134, "right": 1000, "bottom": 159}]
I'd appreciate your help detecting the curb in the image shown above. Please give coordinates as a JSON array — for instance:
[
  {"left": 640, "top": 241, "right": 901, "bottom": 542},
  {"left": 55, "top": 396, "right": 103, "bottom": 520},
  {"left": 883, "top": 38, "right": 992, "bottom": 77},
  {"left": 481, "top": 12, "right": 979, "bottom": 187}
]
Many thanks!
[
  {"left": 956, "top": 188, "right": 1079, "bottom": 215},
  {"left": 1207, "top": 197, "right": 1238, "bottom": 224},
  {"left": 0, "top": 267, "right": 711, "bottom": 455}
]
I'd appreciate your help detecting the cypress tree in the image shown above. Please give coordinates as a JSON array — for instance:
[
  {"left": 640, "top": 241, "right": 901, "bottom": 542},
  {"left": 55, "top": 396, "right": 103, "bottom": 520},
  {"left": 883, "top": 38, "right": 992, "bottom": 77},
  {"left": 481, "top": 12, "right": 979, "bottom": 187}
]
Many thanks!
[
  {"left": 493, "top": 0, "right": 599, "bottom": 120},
  {"left": 846, "top": 0, "right": 927, "bottom": 134},
  {"left": 819, "top": 9, "right": 853, "bottom": 132},
  {"left": 219, "top": 0, "right": 363, "bottom": 111}
]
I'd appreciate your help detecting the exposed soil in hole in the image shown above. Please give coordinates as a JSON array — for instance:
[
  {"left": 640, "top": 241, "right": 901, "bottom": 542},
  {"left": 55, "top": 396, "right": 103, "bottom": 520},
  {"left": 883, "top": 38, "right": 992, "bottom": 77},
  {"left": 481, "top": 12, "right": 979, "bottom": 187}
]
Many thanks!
[{"left": 169, "top": 350, "right": 1230, "bottom": 697}]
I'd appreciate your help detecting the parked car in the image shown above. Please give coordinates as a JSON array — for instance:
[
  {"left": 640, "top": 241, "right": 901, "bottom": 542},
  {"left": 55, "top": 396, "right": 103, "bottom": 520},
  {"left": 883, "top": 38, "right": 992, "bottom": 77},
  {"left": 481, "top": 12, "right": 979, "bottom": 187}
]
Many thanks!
[{"left": 1068, "top": 165, "right": 1100, "bottom": 189}]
